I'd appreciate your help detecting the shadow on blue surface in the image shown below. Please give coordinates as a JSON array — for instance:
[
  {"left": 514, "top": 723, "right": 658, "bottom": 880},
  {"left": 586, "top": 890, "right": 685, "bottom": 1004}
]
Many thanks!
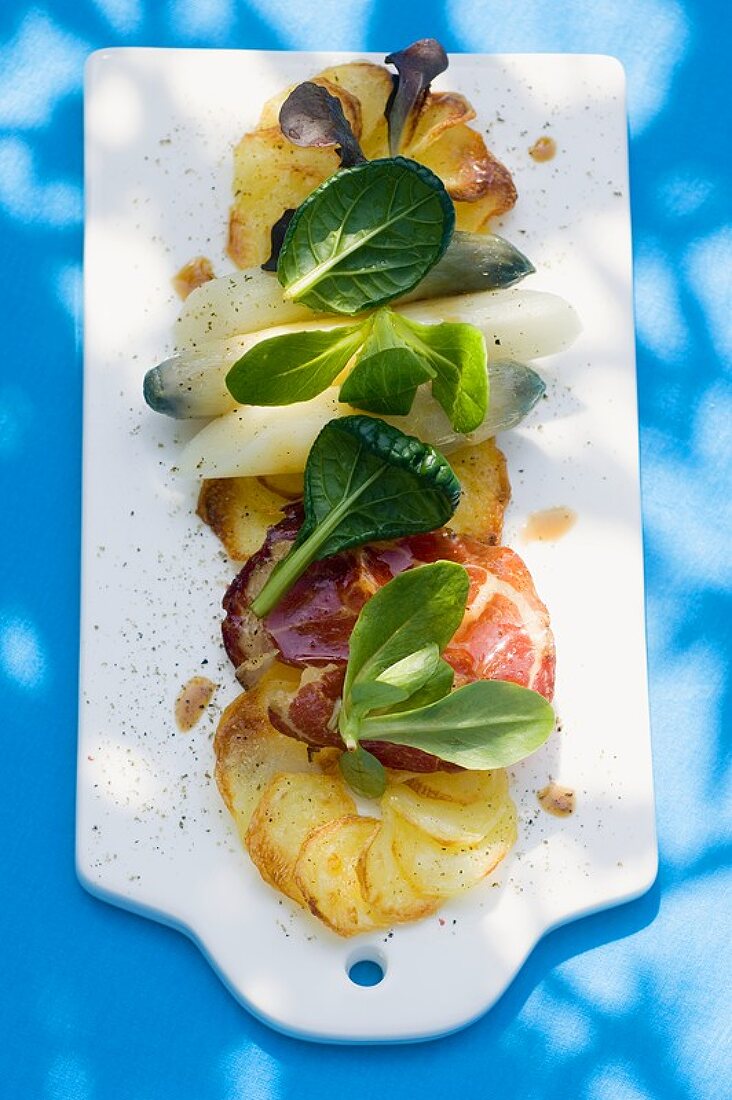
[{"left": 1, "top": 1, "right": 730, "bottom": 1098}]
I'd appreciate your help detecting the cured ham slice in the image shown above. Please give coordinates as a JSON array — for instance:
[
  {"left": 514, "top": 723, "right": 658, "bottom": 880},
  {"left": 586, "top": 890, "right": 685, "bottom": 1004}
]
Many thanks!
[{"left": 222, "top": 507, "right": 555, "bottom": 770}]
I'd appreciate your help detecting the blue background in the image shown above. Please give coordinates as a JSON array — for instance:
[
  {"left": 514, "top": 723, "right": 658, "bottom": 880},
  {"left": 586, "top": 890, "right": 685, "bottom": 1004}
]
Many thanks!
[{"left": 1, "top": 2, "right": 730, "bottom": 1097}]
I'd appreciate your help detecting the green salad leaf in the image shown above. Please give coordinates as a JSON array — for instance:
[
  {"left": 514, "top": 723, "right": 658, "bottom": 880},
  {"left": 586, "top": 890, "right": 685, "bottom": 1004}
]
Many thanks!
[
  {"left": 392, "top": 313, "right": 488, "bottom": 433},
  {"left": 338, "top": 307, "right": 434, "bottom": 415},
  {"left": 277, "top": 157, "right": 455, "bottom": 315},
  {"left": 226, "top": 322, "right": 367, "bottom": 405},
  {"left": 343, "top": 562, "right": 468, "bottom": 699},
  {"left": 225, "top": 306, "right": 488, "bottom": 432},
  {"left": 360, "top": 680, "right": 555, "bottom": 770},
  {"left": 338, "top": 746, "right": 387, "bottom": 799},
  {"left": 333, "top": 561, "right": 555, "bottom": 794},
  {"left": 250, "top": 417, "right": 461, "bottom": 618}
]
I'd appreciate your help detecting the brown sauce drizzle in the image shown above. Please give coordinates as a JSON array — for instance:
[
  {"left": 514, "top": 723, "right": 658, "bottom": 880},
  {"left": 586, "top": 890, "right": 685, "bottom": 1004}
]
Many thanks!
[
  {"left": 522, "top": 506, "right": 577, "bottom": 542},
  {"left": 529, "top": 136, "right": 557, "bottom": 162},
  {"left": 538, "top": 782, "right": 576, "bottom": 817},
  {"left": 175, "top": 676, "right": 217, "bottom": 731}
]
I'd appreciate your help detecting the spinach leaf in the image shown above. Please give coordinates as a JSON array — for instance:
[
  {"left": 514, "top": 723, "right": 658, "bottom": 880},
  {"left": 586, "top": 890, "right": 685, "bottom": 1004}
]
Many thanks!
[
  {"left": 250, "top": 417, "right": 461, "bottom": 617},
  {"left": 277, "top": 157, "right": 455, "bottom": 315},
  {"left": 360, "top": 680, "right": 555, "bottom": 769},
  {"left": 385, "top": 39, "right": 448, "bottom": 156},
  {"left": 226, "top": 322, "right": 368, "bottom": 405},
  {"left": 338, "top": 747, "right": 387, "bottom": 799},
  {"left": 392, "top": 313, "right": 488, "bottom": 433},
  {"left": 338, "top": 307, "right": 434, "bottom": 415},
  {"left": 279, "top": 82, "right": 365, "bottom": 168}
]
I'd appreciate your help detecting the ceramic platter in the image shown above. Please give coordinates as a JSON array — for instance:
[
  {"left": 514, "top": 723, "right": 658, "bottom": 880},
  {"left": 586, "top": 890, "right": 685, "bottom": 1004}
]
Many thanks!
[{"left": 79, "top": 49, "right": 656, "bottom": 1042}]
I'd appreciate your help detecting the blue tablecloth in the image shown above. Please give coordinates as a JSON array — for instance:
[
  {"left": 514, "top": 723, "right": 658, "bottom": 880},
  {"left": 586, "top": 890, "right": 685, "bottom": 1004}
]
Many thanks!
[{"left": 2, "top": 2, "right": 729, "bottom": 1096}]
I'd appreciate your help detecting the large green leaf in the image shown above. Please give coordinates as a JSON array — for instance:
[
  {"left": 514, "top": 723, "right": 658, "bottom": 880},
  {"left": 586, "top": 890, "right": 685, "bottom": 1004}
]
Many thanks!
[
  {"left": 360, "top": 680, "right": 555, "bottom": 769},
  {"left": 277, "top": 157, "right": 455, "bottom": 315},
  {"left": 250, "top": 417, "right": 460, "bottom": 617}
]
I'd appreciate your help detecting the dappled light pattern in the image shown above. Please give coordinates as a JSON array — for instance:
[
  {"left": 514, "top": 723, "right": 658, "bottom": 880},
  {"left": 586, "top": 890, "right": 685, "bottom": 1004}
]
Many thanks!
[{"left": 2, "top": 1, "right": 728, "bottom": 1099}]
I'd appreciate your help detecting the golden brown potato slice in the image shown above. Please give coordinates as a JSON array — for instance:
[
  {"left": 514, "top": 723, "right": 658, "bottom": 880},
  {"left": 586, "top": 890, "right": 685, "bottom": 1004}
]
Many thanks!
[
  {"left": 419, "top": 122, "right": 518, "bottom": 207},
  {"left": 358, "top": 806, "right": 440, "bottom": 924},
  {"left": 393, "top": 799, "right": 517, "bottom": 897},
  {"left": 295, "top": 815, "right": 382, "bottom": 936},
  {"left": 448, "top": 438, "right": 510, "bottom": 544},
  {"left": 405, "top": 92, "right": 476, "bottom": 155},
  {"left": 214, "top": 684, "right": 312, "bottom": 841},
  {"left": 384, "top": 775, "right": 508, "bottom": 844},
  {"left": 197, "top": 476, "right": 294, "bottom": 561},
  {"left": 245, "top": 772, "right": 355, "bottom": 905},
  {"left": 407, "top": 768, "right": 508, "bottom": 806},
  {"left": 228, "top": 129, "right": 340, "bottom": 268}
]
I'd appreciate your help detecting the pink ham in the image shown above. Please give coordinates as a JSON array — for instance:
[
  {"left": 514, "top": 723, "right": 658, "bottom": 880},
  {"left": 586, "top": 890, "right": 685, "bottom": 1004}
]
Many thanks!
[{"left": 222, "top": 508, "right": 555, "bottom": 771}]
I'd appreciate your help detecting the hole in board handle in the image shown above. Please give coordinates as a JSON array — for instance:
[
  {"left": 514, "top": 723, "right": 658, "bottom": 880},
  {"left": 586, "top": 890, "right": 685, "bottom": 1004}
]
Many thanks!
[{"left": 347, "top": 955, "right": 386, "bottom": 987}]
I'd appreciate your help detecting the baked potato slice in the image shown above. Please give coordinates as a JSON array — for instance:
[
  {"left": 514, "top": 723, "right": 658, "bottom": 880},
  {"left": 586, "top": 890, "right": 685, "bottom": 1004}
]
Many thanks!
[
  {"left": 197, "top": 475, "right": 296, "bottom": 561},
  {"left": 405, "top": 92, "right": 476, "bottom": 155},
  {"left": 357, "top": 806, "right": 440, "bottom": 924},
  {"left": 385, "top": 772, "right": 508, "bottom": 844},
  {"left": 245, "top": 772, "right": 356, "bottom": 905},
  {"left": 295, "top": 815, "right": 382, "bottom": 936},
  {"left": 214, "top": 684, "right": 312, "bottom": 840},
  {"left": 407, "top": 767, "right": 508, "bottom": 806},
  {"left": 392, "top": 799, "right": 517, "bottom": 897},
  {"left": 228, "top": 129, "right": 340, "bottom": 268},
  {"left": 419, "top": 122, "right": 517, "bottom": 208},
  {"left": 448, "top": 438, "right": 510, "bottom": 544}
]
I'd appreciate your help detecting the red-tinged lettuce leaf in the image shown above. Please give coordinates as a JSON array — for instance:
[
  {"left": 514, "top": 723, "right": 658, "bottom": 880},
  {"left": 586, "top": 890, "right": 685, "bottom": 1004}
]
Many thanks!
[{"left": 385, "top": 39, "right": 449, "bottom": 156}]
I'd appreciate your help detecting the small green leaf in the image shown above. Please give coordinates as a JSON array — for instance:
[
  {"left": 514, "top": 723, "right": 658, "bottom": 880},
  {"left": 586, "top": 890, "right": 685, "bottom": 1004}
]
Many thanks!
[
  {"left": 349, "top": 679, "right": 409, "bottom": 714},
  {"left": 339, "top": 307, "right": 434, "bottom": 415},
  {"left": 277, "top": 157, "right": 455, "bottom": 315},
  {"left": 339, "top": 747, "right": 387, "bottom": 798},
  {"left": 347, "top": 645, "right": 442, "bottom": 720},
  {"left": 360, "top": 680, "right": 555, "bottom": 769},
  {"left": 393, "top": 313, "right": 488, "bottom": 433},
  {"left": 250, "top": 418, "right": 461, "bottom": 617},
  {"left": 375, "top": 643, "right": 440, "bottom": 694},
  {"left": 344, "top": 561, "right": 469, "bottom": 699},
  {"left": 226, "top": 323, "right": 368, "bottom": 405},
  {"left": 381, "top": 657, "right": 454, "bottom": 714}
]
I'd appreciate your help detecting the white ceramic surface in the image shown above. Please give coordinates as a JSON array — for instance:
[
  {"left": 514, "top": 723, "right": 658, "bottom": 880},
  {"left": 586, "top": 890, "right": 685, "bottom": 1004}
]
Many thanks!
[{"left": 79, "top": 49, "right": 656, "bottom": 1042}]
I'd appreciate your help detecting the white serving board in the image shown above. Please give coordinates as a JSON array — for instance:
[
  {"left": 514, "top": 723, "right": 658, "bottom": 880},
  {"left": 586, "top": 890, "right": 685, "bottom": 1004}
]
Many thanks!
[{"left": 79, "top": 49, "right": 656, "bottom": 1042}]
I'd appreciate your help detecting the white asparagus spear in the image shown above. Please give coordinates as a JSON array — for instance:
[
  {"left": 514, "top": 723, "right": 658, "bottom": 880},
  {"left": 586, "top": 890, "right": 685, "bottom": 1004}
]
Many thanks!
[
  {"left": 177, "top": 360, "right": 546, "bottom": 479},
  {"left": 174, "top": 232, "right": 535, "bottom": 348},
  {"left": 149, "top": 289, "right": 580, "bottom": 419}
]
